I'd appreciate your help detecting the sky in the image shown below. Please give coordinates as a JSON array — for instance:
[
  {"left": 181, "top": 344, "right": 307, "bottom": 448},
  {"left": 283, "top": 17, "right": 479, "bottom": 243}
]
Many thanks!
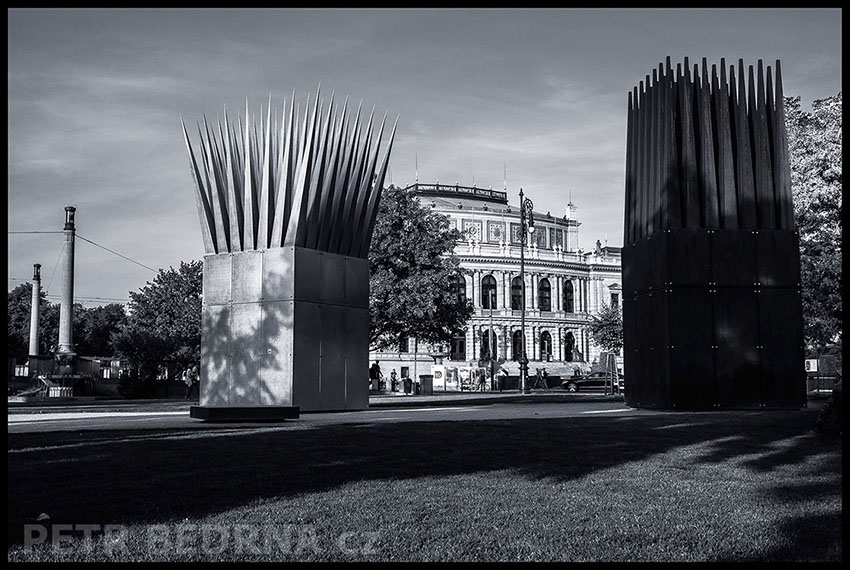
[{"left": 7, "top": 8, "right": 842, "bottom": 305}]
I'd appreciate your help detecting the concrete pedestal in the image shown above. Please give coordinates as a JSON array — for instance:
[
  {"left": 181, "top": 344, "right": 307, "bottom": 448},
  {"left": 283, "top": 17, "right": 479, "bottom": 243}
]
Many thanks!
[{"left": 192, "top": 246, "right": 370, "bottom": 419}]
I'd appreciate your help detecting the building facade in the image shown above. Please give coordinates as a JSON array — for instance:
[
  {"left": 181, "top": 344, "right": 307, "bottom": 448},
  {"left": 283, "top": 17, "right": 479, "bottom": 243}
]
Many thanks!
[{"left": 370, "top": 182, "right": 622, "bottom": 388}]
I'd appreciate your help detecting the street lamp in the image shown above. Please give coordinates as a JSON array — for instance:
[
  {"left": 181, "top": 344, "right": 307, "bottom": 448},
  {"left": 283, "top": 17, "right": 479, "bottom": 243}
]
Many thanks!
[{"left": 518, "top": 188, "right": 535, "bottom": 394}]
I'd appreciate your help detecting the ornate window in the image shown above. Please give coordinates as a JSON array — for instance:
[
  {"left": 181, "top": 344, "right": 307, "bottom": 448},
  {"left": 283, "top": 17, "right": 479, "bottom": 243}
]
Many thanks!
[
  {"left": 511, "top": 276, "right": 523, "bottom": 310},
  {"left": 611, "top": 293, "right": 619, "bottom": 309},
  {"left": 564, "top": 280, "right": 575, "bottom": 313},
  {"left": 480, "top": 329, "right": 497, "bottom": 360},
  {"left": 512, "top": 330, "right": 524, "bottom": 361},
  {"left": 450, "top": 274, "right": 467, "bottom": 304},
  {"left": 540, "top": 331, "right": 552, "bottom": 362},
  {"left": 481, "top": 275, "right": 497, "bottom": 309},
  {"left": 538, "top": 278, "right": 551, "bottom": 312},
  {"left": 450, "top": 333, "right": 466, "bottom": 361}
]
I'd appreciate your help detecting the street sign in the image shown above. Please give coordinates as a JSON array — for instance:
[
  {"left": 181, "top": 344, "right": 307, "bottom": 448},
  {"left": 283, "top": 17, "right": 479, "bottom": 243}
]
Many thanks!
[{"left": 804, "top": 359, "right": 818, "bottom": 373}]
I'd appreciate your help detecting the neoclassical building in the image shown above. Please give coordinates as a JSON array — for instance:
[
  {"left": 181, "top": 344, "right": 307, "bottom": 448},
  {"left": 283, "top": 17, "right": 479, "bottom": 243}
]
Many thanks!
[{"left": 370, "top": 182, "right": 622, "bottom": 385}]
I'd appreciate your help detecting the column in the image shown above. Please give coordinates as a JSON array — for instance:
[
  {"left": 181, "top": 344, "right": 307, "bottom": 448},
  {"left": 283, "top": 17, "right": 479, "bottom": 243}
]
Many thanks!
[
  {"left": 28, "top": 263, "right": 41, "bottom": 357},
  {"left": 555, "top": 275, "right": 562, "bottom": 312},
  {"left": 495, "top": 271, "right": 504, "bottom": 309},
  {"left": 504, "top": 325, "right": 512, "bottom": 361},
  {"left": 582, "top": 278, "right": 589, "bottom": 313},
  {"left": 472, "top": 270, "right": 481, "bottom": 309},
  {"left": 57, "top": 206, "right": 76, "bottom": 356},
  {"left": 465, "top": 275, "right": 473, "bottom": 308},
  {"left": 530, "top": 273, "right": 537, "bottom": 311},
  {"left": 504, "top": 273, "right": 512, "bottom": 311}
]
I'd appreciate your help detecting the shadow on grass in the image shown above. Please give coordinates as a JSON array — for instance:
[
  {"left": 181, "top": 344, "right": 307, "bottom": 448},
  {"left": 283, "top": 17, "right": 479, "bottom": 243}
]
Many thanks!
[{"left": 7, "top": 409, "right": 842, "bottom": 560}]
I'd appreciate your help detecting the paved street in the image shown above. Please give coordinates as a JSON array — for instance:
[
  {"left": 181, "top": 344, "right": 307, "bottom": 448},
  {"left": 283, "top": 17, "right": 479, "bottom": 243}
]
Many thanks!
[{"left": 8, "top": 394, "right": 648, "bottom": 434}]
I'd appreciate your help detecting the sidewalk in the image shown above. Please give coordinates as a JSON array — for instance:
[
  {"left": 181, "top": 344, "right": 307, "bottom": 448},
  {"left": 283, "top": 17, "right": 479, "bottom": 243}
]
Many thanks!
[
  {"left": 7, "top": 391, "right": 624, "bottom": 414},
  {"left": 367, "top": 390, "right": 625, "bottom": 408}
]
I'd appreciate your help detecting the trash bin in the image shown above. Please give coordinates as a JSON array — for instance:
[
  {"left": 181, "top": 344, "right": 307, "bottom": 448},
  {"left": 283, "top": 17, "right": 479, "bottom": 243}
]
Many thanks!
[
  {"left": 419, "top": 374, "right": 433, "bottom": 396},
  {"left": 403, "top": 377, "right": 412, "bottom": 394}
]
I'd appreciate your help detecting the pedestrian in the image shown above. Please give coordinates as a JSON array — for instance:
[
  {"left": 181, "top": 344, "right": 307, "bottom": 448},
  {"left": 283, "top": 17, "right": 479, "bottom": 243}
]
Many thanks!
[
  {"left": 814, "top": 376, "right": 842, "bottom": 434},
  {"left": 369, "top": 361, "right": 382, "bottom": 391},
  {"left": 390, "top": 369, "right": 398, "bottom": 392},
  {"left": 542, "top": 369, "right": 549, "bottom": 390},
  {"left": 477, "top": 368, "right": 486, "bottom": 392},
  {"left": 182, "top": 368, "right": 192, "bottom": 399},
  {"left": 497, "top": 366, "right": 508, "bottom": 392},
  {"left": 534, "top": 368, "right": 545, "bottom": 389}
]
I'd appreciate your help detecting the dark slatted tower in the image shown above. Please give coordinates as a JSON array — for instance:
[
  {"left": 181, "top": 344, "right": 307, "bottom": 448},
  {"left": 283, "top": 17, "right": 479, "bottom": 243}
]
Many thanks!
[{"left": 622, "top": 58, "right": 805, "bottom": 410}]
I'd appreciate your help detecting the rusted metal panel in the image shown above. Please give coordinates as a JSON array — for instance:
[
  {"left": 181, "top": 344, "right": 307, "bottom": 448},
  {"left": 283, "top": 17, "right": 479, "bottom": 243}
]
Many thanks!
[
  {"left": 666, "top": 229, "right": 711, "bottom": 287},
  {"left": 714, "top": 288, "right": 761, "bottom": 408},
  {"left": 711, "top": 230, "right": 756, "bottom": 288}
]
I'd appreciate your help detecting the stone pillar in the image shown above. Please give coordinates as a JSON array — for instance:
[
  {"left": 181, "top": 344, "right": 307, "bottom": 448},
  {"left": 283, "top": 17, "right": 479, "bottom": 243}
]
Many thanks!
[
  {"left": 504, "top": 273, "right": 512, "bottom": 311},
  {"left": 473, "top": 269, "right": 481, "bottom": 308},
  {"left": 28, "top": 264, "right": 41, "bottom": 357},
  {"left": 57, "top": 206, "right": 76, "bottom": 356},
  {"left": 465, "top": 274, "right": 473, "bottom": 307},
  {"left": 495, "top": 271, "right": 504, "bottom": 310},
  {"left": 530, "top": 273, "right": 537, "bottom": 311},
  {"left": 555, "top": 276, "right": 562, "bottom": 312}
]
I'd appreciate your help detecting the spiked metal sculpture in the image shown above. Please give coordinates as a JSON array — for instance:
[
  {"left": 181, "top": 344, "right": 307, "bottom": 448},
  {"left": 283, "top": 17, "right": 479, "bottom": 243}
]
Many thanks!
[
  {"left": 183, "top": 89, "right": 397, "bottom": 419},
  {"left": 622, "top": 58, "right": 804, "bottom": 410}
]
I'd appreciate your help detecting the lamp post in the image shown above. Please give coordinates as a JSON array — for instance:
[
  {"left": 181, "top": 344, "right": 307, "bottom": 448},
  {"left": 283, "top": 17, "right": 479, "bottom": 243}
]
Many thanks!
[{"left": 518, "top": 188, "right": 535, "bottom": 393}]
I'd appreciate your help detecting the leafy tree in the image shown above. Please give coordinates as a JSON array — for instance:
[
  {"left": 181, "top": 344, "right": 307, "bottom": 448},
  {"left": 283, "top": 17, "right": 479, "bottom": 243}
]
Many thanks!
[
  {"left": 111, "top": 260, "right": 202, "bottom": 379},
  {"left": 585, "top": 302, "right": 623, "bottom": 354},
  {"left": 75, "top": 303, "right": 127, "bottom": 356},
  {"left": 6, "top": 283, "right": 60, "bottom": 356},
  {"left": 368, "top": 185, "right": 473, "bottom": 350},
  {"left": 785, "top": 93, "right": 842, "bottom": 355}
]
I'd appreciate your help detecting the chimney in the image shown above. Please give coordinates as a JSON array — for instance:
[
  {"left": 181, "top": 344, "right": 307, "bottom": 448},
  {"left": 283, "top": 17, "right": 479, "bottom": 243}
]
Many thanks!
[
  {"left": 28, "top": 263, "right": 41, "bottom": 357},
  {"left": 56, "top": 206, "right": 76, "bottom": 356}
]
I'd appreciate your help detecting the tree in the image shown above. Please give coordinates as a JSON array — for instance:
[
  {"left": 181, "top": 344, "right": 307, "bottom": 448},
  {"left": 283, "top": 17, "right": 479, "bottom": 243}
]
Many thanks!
[
  {"left": 785, "top": 93, "right": 842, "bottom": 355},
  {"left": 585, "top": 302, "right": 623, "bottom": 354},
  {"left": 6, "top": 283, "right": 60, "bottom": 356},
  {"left": 111, "top": 260, "right": 202, "bottom": 379},
  {"left": 368, "top": 185, "right": 473, "bottom": 351},
  {"left": 75, "top": 303, "right": 127, "bottom": 356}
]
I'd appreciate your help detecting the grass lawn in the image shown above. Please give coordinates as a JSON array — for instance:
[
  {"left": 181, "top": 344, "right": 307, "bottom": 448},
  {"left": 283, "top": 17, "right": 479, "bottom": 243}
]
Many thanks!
[{"left": 7, "top": 406, "right": 842, "bottom": 561}]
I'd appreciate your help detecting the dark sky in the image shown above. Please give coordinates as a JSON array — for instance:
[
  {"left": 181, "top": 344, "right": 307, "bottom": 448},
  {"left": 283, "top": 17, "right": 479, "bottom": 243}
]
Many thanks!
[{"left": 7, "top": 8, "right": 842, "bottom": 304}]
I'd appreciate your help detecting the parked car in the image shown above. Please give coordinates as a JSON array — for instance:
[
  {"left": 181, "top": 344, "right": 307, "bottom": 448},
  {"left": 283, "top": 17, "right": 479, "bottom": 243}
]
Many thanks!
[{"left": 561, "top": 371, "right": 624, "bottom": 393}]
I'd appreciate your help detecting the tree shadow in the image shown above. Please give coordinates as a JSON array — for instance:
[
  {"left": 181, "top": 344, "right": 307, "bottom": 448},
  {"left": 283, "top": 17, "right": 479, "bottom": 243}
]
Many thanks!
[{"left": 7, "top": 407, "right": 841, "bottom": 560}]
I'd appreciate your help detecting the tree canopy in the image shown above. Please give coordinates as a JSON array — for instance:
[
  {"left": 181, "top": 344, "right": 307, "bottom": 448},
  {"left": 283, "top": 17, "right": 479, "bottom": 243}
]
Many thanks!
[
  {"left": 585, "top": 302, "right": 623, "bottom": 354},
  {"left": 786, "top": 93, "right": 842, "bottom": 355},
  {"left": 111, "top": 260, "right": 202, "bottom": 377},
  {"left": 368, "top": 185, "right": 473, "bottom": 351},
  {"left": 6, "top": 283, "right": 117, "bottom": 357}
]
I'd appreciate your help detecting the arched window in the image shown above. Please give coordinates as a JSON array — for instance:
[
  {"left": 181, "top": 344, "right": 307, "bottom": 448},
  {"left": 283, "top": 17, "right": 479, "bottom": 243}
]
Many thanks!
[
  {"left": 480, "top": 329, "right": 497, "bottom": 360},
  {"left": 450, "top": 274, "right": 467, "bottom": 304},
  {"left": 538, "top": 278, "right": 551, "bottom": 312},
  {"left": 540, "top": 331, "right": 552, "bottom": 361},
  {"left": 564, "top": 280, "right": 574, "bottom": 313},
  {"left": 564, "top": 331, "right": 576, "bottom": 362},
  {"left": 512, "top": 330, "right": 524, "bottom": 361},
  {"left": 450, "top": 333, "right": 466, "bottom": 361},
  {"left": 511, "top": 276, "right": 523, "bottom": 310},
  {"left": 481, "top": 275, "right": 497, "bottom": 309}
]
